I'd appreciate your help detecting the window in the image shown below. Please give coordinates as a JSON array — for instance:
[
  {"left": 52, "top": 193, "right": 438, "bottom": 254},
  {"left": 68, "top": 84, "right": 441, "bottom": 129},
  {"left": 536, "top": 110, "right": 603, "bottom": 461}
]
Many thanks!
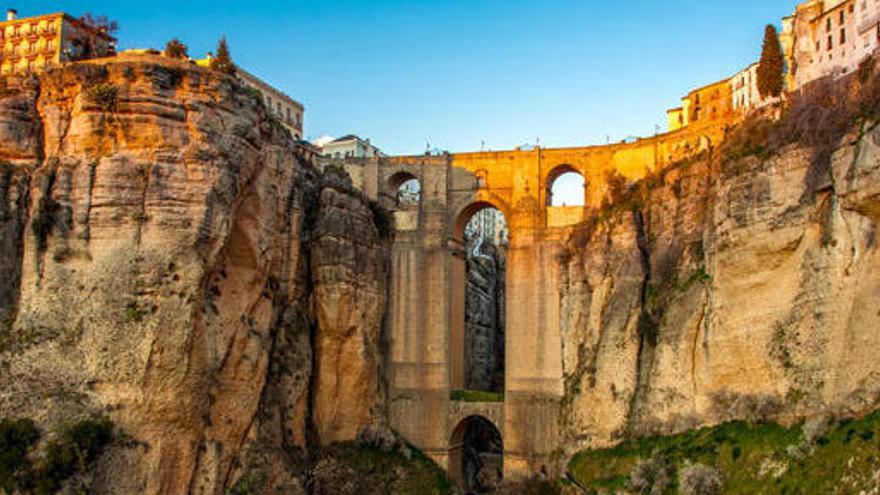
[
  {"left": 841, "top": 28, "right": 846, "bottom": 44},
  {"left": 840, "top": 10, "right": 845, "bottom": 24},
  {"left": 827, "top": 18, "right": 832, "bottom": 31},
  {"left": 828, "top": 35, "right": 834, "bottom": 50}
]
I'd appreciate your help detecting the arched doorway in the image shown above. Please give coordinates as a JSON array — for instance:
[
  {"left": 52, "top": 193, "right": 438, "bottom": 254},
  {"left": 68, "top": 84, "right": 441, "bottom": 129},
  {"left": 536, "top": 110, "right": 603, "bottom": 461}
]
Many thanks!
[
  {"left": 387, "top": 171, "right": 421, "bottom": 207},
  {"left": 449, "top": 416, "right": 503, "bottom": 493},
  {"left": 451, "top": 203, "right": 507, "bottom": 393},
  {"left": 547, "top": 165, "right": 586, "bottom": 206}
]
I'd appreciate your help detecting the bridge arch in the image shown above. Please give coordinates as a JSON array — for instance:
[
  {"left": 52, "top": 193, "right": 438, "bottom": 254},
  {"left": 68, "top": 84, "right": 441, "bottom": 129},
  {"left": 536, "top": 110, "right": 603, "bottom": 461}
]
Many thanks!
[
  {"left": 387, "top": 170, "right": 422, "bottom": 207},
  {"left": 450, "top": 201, "right": 508, "bottom": 392},
  {"left": 448, "top": 415, "right": 504, "bottom": 492},
  {"left": 546, "top": 164, "right": 586, "bottom": 207}
]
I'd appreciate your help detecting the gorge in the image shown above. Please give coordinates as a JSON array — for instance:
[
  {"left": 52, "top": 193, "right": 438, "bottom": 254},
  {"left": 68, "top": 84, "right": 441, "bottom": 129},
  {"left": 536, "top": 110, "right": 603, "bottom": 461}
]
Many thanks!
[{"left": 0, "top": 53, "right": 879, "bottom": 494}]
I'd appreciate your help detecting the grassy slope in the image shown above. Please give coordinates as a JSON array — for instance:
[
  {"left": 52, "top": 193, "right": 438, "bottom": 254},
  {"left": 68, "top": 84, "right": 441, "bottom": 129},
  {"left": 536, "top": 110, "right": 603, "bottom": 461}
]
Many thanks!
[{"left": 569, "top": 411, "right": 880, "bottom": 494}]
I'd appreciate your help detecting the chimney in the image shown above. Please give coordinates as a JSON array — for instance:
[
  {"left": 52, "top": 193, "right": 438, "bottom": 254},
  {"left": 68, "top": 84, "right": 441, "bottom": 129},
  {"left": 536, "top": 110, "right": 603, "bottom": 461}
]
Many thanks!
[{"left": 6, "top": 9, "right": 17, "bottom": 21}]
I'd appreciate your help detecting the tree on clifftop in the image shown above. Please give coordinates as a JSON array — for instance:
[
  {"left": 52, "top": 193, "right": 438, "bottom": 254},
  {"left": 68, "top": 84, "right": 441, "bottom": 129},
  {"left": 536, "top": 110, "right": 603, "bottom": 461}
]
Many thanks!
[
  {"left": 211, "top": 37, "right": 236, "bottom": 75},
  {"left": 757, "top": 24, "right": 785, "bottom": 99},
  {"left": 164, "top": 38, "right": 188, "bottom": 59}
]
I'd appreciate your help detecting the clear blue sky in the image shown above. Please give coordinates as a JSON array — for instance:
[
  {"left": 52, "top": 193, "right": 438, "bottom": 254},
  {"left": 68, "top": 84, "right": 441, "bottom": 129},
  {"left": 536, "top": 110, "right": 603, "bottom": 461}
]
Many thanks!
[{"left": 36, "top": 1, "right": 792, "bottom": 155}]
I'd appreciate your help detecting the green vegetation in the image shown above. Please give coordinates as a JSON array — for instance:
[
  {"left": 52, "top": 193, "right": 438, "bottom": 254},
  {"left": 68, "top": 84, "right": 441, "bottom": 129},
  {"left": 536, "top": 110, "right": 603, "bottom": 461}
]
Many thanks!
[
  {"left": 568, "top": 410, "right": 880, "bottom": 494},
  {"left": 0, "top": 418, "right": 40, "bottom": 494},
  {"left": 124, "top": 302, "right": 145, "bottom": 323},
  {"left": 211, "top": 36, "right": 236, "bottom": 75},
  {"left": 84, "top": 83, "right": 119, "bottom": 111},
  {"left": 757, "top": 25, "right": 784, "bottom": 99},
  {"left": 311, "top": 442, "right": 454, "bottom": 495},
  {"left": 0, "top": 417, "right": 115, "bottom": 494},
  {"left": 449, "top": 389, "right": 504, "bottom": 403},
  {"left": 164, "top": 38, "right": 189, "bottom": 59}
]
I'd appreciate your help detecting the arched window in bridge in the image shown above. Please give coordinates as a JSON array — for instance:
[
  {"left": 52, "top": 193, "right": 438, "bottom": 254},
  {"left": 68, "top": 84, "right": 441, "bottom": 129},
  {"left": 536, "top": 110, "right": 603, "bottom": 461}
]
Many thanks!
[
  {"left": 547, "top": 166, "right": 586, "bottom": 207},
  {"left": 397, "top": 178, "right": 421, "bottom": 206},
  {"left": 388, "top": 172, "right": 421, "bottom": 207}
]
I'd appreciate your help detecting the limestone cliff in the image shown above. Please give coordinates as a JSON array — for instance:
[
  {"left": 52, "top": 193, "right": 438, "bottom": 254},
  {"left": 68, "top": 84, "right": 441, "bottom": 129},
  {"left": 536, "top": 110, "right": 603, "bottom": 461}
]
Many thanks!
[
  {"left": 0, "top": 57, "right": 390, "bottom": 494},
  {"left": 558, "top": 124, "right": 880, "bottom": 455}
]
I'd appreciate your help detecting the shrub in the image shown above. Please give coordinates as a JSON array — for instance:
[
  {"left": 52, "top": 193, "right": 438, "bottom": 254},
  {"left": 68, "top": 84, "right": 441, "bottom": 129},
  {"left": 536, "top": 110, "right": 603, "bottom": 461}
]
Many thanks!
[
  {"left": 164, "top": 38, "right": 188, "bottom": 59},
  {"left": 0, "top": 417, "right": 114, "bottom": 494},
  {"left": 32, "top": 417, "right": 114, "bottom": 493},
  {"left": 84, "top": 82, "right": 118, "bottom": 111},
  {"left": 0, "top": 418, "right": 40, "bottom": 493},
  {"left": 679, "top": 462, "right": 724, "bottom": 495},
  {"left": 629, "top": 455, "right": 670, "bottom": 495}
]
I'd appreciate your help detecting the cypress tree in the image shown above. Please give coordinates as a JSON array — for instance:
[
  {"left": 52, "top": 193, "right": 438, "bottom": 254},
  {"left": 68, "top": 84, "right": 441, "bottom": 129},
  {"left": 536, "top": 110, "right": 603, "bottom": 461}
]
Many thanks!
[
  {"left": 757, "top": 24, "right": 785, "bottom": 98},
  {"left": 211, "top": 36, "right": 236, "bottom": 75}
]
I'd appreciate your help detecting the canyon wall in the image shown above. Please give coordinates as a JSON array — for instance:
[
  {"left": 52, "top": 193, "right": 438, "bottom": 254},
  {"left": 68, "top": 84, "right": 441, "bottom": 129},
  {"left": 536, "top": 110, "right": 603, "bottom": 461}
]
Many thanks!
[
  {"left": 0, "top": 57, "right": 390, "bottom": 494},
  {"left": 558, "top": 126, "right": 880, "bottom": 455}
]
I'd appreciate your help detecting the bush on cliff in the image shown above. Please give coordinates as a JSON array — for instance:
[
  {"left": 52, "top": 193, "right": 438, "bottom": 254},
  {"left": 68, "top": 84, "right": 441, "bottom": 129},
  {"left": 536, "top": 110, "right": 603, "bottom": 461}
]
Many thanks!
[
  {"left": 306, "top": 441, "right": 453, "bottom": 495},
  {"left": 568, "top": 409, "right": 880, "bottom": 494},
  {"left": 0, "top": 416, "right": 115, "bottom": 494},
  {"left": 0, "top": 418, "right": 40, "bottom": 493},
  {"left": 164, "top": 38, "right": 189, "bottom": 59}
]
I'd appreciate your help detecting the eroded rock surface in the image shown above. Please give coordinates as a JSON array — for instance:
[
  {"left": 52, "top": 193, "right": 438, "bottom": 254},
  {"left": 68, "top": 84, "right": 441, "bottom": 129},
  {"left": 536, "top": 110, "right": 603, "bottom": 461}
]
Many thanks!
[
  {"left": 0, "top": 57, "right": 390, "bottom": 495},
  {"left": 558, "top": 128, "right": 880, "bottom": 454}
]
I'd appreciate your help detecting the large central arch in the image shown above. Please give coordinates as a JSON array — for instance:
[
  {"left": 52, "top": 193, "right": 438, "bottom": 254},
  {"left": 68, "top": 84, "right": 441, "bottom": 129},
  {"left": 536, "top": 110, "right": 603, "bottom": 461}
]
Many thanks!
[{"left": 450, "top": 202, "right": 508, "bottom": 392}]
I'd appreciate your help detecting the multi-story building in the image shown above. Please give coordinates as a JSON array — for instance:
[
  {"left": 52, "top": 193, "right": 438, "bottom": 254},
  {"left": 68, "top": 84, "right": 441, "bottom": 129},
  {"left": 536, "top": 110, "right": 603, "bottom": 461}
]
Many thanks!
[
  {"left": 785, "top": 0, "right": 877, "bottom": 89},
  {"left": 667, "top": 78, "right": 734, "bottom": 131},
  {"left": 237, "top": 67, "right": 304, "bottom": 140},
  {"left": 730, "top": 63, "right": 780, "bottom": 114},
  {"left": 319, "top": 135, "right": 383, "bottom": 159},
  {"left": 0, "top": 9, "right": 116, "bottom": 75},
  {"left": 196, "top": 56, "right": 305, "bottom": 140}
]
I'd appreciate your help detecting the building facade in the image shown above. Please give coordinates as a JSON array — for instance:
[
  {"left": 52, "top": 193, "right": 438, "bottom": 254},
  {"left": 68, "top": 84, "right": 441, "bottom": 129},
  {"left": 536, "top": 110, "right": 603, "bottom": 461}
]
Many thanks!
[
  {"left": 195, "top": 56, "right": 305, "bottom": 140},
  {"left": 0, "top": 9, "right": 116, "bottom": 75},
  {"left": 237, "top": 67, "right": 304, "bottom": 141},
  {"left": 730, "top": 63, "right": 781, "bottom": 114},
  {"left": 320, "top": 135, "right": 383, "bottom": 159},
  {"left": 785, "top": 0, "right": 880, "bottom": 89},
  {"left": 667, "top": 79, "right": 734, "bottom": 131}
]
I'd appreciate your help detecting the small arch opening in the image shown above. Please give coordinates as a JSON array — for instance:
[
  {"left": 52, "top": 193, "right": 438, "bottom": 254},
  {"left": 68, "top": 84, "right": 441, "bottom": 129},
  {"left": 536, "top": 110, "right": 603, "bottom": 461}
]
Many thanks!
[
  {"left": 547, "top": 166, "right": 586, "bottom": 207},
  {"left": 449, "top": 416, "right": 503, "bottom": 493},
  {"left": 388, "top": 172, "right": 421, "bottom": 207}
]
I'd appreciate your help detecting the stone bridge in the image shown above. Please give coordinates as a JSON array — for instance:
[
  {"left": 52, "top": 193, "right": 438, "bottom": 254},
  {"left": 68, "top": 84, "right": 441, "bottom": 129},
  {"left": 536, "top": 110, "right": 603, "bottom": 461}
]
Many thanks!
[{"left": 327, "top": 125, "right": 722, "bottom": 484}]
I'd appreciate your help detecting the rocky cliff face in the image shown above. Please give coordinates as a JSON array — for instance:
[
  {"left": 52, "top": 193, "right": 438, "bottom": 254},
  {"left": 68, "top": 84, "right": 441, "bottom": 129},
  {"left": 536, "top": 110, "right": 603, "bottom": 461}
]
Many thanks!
[
  {"left": 0, "top": 57, "right": 390, "bottom": 494},
  {"left": 558, "top": 125, "right": 880, "bottom": 454}
]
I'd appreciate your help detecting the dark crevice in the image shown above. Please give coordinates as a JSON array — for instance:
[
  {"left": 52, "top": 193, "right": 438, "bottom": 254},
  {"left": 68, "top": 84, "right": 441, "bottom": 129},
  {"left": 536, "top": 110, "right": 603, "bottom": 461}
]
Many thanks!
[{"left": 627, "top": 208, "right": 659, "bottom": 435}]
